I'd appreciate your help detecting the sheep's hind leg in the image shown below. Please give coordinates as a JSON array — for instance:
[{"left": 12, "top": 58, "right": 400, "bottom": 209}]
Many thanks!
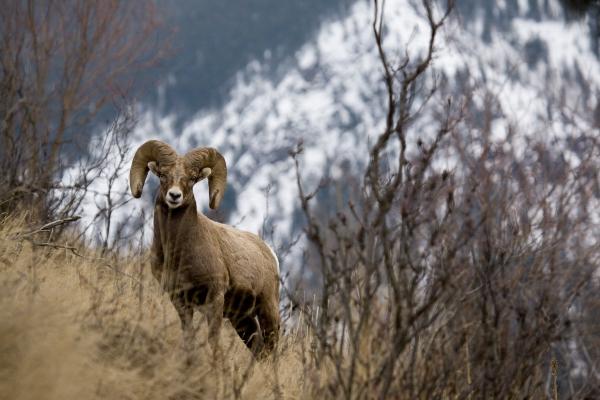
[
  {"left": 256, "top": 299, "right": 280, "bottom": 357},
  {"left": 231, "top": 315, "right": 264, "bottom": 355},
  {"left": 225, "top": 289, "right": 265, "bottom": 356}
]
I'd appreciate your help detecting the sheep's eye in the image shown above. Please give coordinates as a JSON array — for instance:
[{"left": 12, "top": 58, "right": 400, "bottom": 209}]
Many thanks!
[{"left": 159, "top": 174, "right": 167, "bottom": 182}]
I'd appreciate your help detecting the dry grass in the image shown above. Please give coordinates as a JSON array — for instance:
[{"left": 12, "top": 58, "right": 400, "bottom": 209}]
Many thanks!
[{"left": 0, "top": 217, "right": 314, "bottom": 400}]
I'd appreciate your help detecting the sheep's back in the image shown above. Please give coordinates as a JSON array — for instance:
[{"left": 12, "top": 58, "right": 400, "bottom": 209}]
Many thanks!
[{"left": 213, "top": 222, "right": 279, "bottom": 297}]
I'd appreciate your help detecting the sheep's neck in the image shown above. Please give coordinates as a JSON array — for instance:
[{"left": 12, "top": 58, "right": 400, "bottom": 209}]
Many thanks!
[
  {"left": 155, "top": 199, "right": 206, "bottom": 256},
  {"left": 155, "top": 201, "right": 198, "bottom": 236}
]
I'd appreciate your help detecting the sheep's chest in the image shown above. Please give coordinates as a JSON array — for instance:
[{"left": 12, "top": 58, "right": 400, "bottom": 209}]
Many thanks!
[{"left": 153, "top": 235, "right": 226, "bottom": 295}]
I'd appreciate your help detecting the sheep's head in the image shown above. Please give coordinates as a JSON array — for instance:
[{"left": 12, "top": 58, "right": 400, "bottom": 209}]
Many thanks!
[{"left": 129, "top": 140, "right": 227, "bottom": 210}]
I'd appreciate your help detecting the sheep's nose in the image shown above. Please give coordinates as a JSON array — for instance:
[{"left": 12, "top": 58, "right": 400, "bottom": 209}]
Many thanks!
[{"left": 168, "top": 191, "right": 182, "bottom": 200}]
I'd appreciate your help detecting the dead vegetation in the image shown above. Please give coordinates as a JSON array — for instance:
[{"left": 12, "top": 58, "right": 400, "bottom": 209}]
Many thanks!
[
  {"left": 0, "top": 0, "right": 164, "bottom": 221},
  {"left": 284, "top": 1, "right": 600, "bottom": 398},
  {"left": 0, "top": 216, "right": 314, "bottom": 400}
]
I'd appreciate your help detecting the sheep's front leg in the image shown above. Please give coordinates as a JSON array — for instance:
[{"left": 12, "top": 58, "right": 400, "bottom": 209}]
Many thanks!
[
  {"left": 206, "top": 289, "right": 225, "bottom": 361},
  {"left": 171, "top": 293, "right": 195, "bottom": 356}
]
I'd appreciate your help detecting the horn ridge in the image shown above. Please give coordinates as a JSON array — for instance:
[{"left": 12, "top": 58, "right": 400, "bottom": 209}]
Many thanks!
[
  {"left": 185, "top": 147, "right": 227, "bottom": 209},
  {"left": 129, "top": 140, "right": 177, "bottom": 198}
]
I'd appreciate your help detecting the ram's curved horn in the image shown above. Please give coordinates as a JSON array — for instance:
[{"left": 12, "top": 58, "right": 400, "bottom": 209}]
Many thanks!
[
  {"left": 129, "top": 140, "right": 177, "bottom": 198},
  {"left": 185, "top": 147, "right": 227, "bottom": 209}
]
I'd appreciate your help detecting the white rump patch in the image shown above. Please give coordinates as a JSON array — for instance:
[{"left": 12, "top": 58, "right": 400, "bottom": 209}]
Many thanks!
[{"left": 267, "top": 245, "right": 279, "bottom": 274}]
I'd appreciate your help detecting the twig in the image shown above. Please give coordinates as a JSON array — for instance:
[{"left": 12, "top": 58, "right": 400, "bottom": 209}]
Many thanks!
[
  {"left": 8, "top": 223, "right": 144, "bottom": 288},
  {"left": 12, "top": 216, "right": 81, "bottom": 239}
]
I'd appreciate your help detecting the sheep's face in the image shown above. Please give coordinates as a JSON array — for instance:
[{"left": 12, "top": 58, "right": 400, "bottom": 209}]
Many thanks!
[{"left": 148, "top": 159, "right": 211, "bottom": 209}]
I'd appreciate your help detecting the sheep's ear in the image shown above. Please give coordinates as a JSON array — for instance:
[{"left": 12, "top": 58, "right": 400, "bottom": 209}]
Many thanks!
[
  {"left": 148, "top": 161, "right": 160, "bottom": 176},
  {"left": 199, "top": 167, "right": 212, "bottom": 180}
]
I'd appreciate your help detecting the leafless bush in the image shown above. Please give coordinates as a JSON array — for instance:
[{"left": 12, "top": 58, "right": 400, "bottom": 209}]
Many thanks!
[
  {"left": 65, "top": 107, "right": 143, "bottom": 254},
  {"left": 289, "top": 1, "right": 600, "bottom": 398},
  {"left": 0, "top": 0, "right": 164, "bottom": 223}
]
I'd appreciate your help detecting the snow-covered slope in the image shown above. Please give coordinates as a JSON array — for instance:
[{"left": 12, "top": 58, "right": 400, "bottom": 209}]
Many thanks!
[{"left": 69, "top": 0, "right": 600, "bottom": 264}]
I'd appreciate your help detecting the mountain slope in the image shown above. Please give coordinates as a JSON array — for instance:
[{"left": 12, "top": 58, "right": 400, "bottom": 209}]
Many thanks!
[{"left": 70, "top": 0, "right": 600, "bottom": 264}]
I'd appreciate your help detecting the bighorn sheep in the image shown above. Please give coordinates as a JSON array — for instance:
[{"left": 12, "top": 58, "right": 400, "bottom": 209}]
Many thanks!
[{"left": 129, "top": 140, "right": 280, "bottom": 357}]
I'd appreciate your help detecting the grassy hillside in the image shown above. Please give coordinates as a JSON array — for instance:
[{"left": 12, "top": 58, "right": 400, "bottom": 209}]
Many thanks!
[{"left": 0, "top": 216, "right": 314, "bottom": 400}]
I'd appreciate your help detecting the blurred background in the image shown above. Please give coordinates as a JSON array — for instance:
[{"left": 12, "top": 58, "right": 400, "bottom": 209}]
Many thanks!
[
  {"left": 2, "top": 0, "right": 598, "bottom": 257},
  {"left": 145, "top": 0, "right": 356, "bottom": 116},
  {"left": 73, "top": 2, "right": 600, "bottom": 257},
  {"left": 142, "top": 0, "right": 600, "bottom": 117}
]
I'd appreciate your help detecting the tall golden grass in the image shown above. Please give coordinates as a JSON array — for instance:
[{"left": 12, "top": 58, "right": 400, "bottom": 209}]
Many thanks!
[{"left": 0, "top": 216, "right": 317, "bottom": 400}]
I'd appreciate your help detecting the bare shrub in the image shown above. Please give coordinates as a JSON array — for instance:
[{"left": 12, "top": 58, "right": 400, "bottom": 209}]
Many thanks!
[
  {"left": 288, "top": 1, "right": 600, "bottom": 398},
  {"left": 63, "top": 106, "right": 142, "bottom": 253},
  {"left": 0, "top": 0, "right": 164, "bottom": 222}
]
